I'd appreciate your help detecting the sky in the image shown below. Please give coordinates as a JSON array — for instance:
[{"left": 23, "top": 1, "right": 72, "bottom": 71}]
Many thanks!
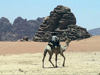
[{"left": 0, "top": 0, "right": 100, "bottom": 30}]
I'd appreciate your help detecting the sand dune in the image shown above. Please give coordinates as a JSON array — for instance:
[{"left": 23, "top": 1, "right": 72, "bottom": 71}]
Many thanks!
[
  {"left": 67, "top": 35, "right": 100, "bottom": 52},
  {"left": 0, "top": 42, "right": 47, "bottom": 55},
  {"left": 0, "top": 36, "right": 100, "bottom": 74},
  {"left": 0, "top": 35, "right": 100, "bottom": 55}
]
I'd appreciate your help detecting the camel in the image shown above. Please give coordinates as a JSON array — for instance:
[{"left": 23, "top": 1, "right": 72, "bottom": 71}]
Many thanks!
[{"left": 42, "top": 39, "right": 71, "bottom": 68}]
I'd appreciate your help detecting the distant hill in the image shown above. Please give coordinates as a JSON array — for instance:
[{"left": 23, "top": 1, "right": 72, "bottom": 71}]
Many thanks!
[
  {"left": 0, "top": 17, "right": 44, "bottom": 41},
  {"left": 88, "top": 28, "right": 100, "bottom": 35}
]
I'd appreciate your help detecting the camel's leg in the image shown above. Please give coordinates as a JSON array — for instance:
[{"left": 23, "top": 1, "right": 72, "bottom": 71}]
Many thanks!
[
  {"left": 60, "top": 53, "right": 66, "bottom": 67},
  {"left": 42, "top": 50, "right": 47, "bottom": 68},
  {"left": 49, "top": 53, "right": 54, "bottom": 67},
  {"left": 55, "top": 54, "right": 58, "bottom": 67}
]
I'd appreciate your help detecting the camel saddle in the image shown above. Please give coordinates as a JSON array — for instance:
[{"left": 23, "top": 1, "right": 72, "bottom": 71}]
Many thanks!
[{"left": 48, "top": 41, "right": 60, "bottom": 49}]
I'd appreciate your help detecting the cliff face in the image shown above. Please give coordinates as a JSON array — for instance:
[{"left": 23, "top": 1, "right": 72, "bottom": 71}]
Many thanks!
[
  {"left": 0, "top": 17, "right": 13, "bottom": 41},
  {"left": 33, "top": 5, "right": 91, "bottom": 42},
  {"left": 13, "top": 17, "right": 32, "bottom": 40},
  {"left": 0, "top": 17, "right": 44, "bottom": 41}
]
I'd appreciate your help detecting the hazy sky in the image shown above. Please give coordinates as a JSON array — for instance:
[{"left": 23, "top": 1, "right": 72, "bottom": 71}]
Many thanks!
[{"left": 0, "top": 0, "right": 100, "bottom": 30}]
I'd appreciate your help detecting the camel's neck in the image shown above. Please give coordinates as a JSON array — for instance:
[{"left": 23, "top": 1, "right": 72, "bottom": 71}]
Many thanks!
[{"left": 64, "top": 42, "right": 69, "bottom": 49}]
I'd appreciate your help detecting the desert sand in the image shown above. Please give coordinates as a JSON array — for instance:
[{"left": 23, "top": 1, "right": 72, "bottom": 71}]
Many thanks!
[{"left": 0, "top": 36, "right": 100, "bottom": 75}]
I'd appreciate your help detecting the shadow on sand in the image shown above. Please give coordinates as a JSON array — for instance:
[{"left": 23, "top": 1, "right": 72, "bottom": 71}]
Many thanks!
[{"left": 44, "top": 66, "right": 65, "bottom": 69}]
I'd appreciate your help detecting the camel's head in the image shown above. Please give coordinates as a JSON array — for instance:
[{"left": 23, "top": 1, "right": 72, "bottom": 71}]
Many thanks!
[{"left": 65, "top": 39, "right": 71, "bottom": 45}]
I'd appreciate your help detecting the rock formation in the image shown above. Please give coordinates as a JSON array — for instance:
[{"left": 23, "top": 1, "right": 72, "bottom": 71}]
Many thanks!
[
  {"left": 0, "top": 17, "right": 13, "bottom": 41},
  {"left": 19, "top": 36, "right": 29, "bottom": 41},
  {"left": 0, "top": 17, "right": 44, "bottom": 41},
  {"left": 33, "top": 5, "right": 91, "bottom": 42}
]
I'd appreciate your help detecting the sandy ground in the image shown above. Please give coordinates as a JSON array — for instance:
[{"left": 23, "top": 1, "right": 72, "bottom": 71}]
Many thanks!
[{"left": 0, "top": 36, "right": 100, "bottom": 75}]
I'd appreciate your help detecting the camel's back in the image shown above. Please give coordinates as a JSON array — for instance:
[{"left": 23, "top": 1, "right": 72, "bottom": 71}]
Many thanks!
[{"left": 45, "top": 45, "right": 59, "bottom": 53}]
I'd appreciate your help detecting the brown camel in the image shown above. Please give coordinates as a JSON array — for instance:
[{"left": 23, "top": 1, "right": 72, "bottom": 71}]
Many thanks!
[{"left": 42, "top": 39, "right": 71, "bottom": 68}]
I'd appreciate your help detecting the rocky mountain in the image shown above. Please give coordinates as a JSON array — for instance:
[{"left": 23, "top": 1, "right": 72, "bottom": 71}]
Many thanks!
[
  {"left": 33, "top": 5, "right": 91, "bottom": 42},
  {"left": 0, "top": 17, "right": 44, "bottom": 41},
  {"left": 0, "top": 5, "right": 93, "bottom": 41},
  {"left": 88, "top": 28, "right": 100, "bottom": 35}
]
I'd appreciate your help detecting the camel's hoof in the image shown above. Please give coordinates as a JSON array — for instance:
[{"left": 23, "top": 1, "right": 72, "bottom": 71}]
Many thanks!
[
  {"left": 54, "top": 66, "right": 58, "bottom": 68},
  {"left": 62, "top": 65, "right": 65, "bottom": 67},
  {"left": 63, "top": 65, "right": 65, "bottom": 67},
  {"left": 42, "top": 66, "right": 44, "bottom": 68}
]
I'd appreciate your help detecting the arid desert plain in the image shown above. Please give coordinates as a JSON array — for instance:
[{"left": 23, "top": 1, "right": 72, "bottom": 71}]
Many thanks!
[{"left": 0, "top": 36, "right": 100, "bottom": 75}]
